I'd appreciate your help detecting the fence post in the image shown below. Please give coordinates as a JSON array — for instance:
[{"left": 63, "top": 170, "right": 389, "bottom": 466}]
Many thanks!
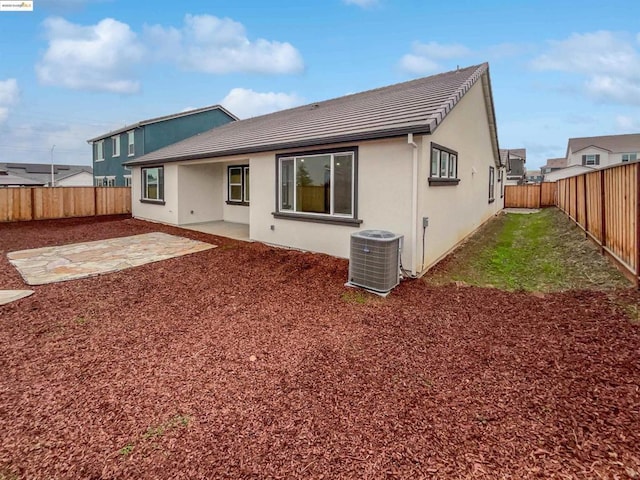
[
  {"left": 583, "top": 174, "right": 588, "bottom": 237},
  {"left": 636, "top": 163, "right": 640, "bottom": 289},
  {"left": 30, "top": 187, "right": 35, "bottom": 221},
  {"left": 600, "top": 169, "right": 606, "bottom": 254},
  {"left": 94, "top": 187, "right": 98, "bottom": 216}
]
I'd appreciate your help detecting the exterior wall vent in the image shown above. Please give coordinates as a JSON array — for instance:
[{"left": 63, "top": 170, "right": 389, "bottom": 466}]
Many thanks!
[{"left": 348, "top": 230, "right": 403, "bottom": 293}]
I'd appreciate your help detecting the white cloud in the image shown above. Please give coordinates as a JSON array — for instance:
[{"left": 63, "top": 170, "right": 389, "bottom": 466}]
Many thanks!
[
  {"left": 399, "top": 41, "right": 470, "bottom": 75},
  {"left": 615, "top": 115, "right": 640, "bottom": 132},
  {"left": 36, "top": 17, "right": 145, "bottom": 94},
  {"left": 0, "top": 78, "right": 19, "bottom": 123},
  {"left": 343, "top": 0, "right": 379, "bottom": 7},
  {"left": 220, "top": 88, "right": 304, "bottom": 119},
  {"left": 531, "top": 31, "right": 640, "bottom": 105},
  {"left": 144, "top": 14, "right": 304, "bottom": 75}
]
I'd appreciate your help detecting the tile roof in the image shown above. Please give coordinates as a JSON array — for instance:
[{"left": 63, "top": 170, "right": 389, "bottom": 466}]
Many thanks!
[
  {"left": 545, "top": 157, "right": 568, "bottom": 168},
  {"left": 87, "top": 104, "right": 239, "bottom": 143},
  {"left": 125, "top": 63, "right": 496, "bottom": 166},
  {"left": 567, "top": 133, "right": 640, "bottom": 156}
]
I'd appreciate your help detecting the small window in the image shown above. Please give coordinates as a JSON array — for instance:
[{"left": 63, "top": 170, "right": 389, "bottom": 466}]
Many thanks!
[
  {"left": 227, "top": 165, "right": 249, "bottom": 205},
  {"left": 112, "top": 136, "right": 120, "bottom": 157},
  {"left": 95, "top": 140, "right": 104, "bottom": 162},
  {"left": 499, "top": 169, "right": 504, "bottom": 198},
  {"left": 123, "top": 175, "right": 132, "bottom": 187},
  {"left": 429, "top": 143, "right": 459, "bottom": 185},
  {"left": 622, "top": 153, "right": 637, "bottom": 162},
  {"left": 142, "top": 166, "right": 164, "bottom": 202},
  {"left": 584, "top": 154, "right": 599, "bottom": 166},
  {"left": 489, "top": 166, "right": 495, "bottom": 203},
  {"left": 105, "top": 176, "right": 116, "bottom": 187},
  {"left": 127, "top": 131, "right": 135, "bottom": 156},
  {"left": 95, "top": 176, "right": 105, "bottom": 187}
]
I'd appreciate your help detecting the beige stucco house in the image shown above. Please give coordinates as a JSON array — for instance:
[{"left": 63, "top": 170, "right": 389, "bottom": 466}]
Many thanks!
[
  {"left": 124, "top": 63, "right": 504, "bottom": 276},
  {"left": 566, "top": 133, "right": 640, "bottom": 169}
]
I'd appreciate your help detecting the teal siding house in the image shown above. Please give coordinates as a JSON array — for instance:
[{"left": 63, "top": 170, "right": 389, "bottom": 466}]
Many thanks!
[{"left": 88, "top": 105, "right": 238, "bottom": 187}]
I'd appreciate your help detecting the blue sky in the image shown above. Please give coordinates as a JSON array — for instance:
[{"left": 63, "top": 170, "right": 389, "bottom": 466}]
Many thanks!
[{"left": 0, "top": 0, "right": 638, "bottom": 170}]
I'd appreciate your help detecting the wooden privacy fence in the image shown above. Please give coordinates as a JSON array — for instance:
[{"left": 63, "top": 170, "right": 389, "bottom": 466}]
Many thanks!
[
  {"left": 0, "top": 187, "right": 131, "bottom": 222},
  {"left": 556, "top": 162, "right": 639, "bottom": 286},
  {"left": 504, "top": 183, "right": 557, "bottom": 208}
]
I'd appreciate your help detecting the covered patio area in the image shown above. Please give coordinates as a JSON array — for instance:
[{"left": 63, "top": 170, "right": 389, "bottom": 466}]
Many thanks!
[{"left": 179, "top": 220, "right": 250, "bottom": 242}]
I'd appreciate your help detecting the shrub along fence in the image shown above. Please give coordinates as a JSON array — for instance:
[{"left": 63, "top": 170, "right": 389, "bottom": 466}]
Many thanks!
[
  {"left": 556, "top": 162, "right": 639, "bottom": 287},
  {"left": 504, "top": 183, "right": 557, "bottom": 209},
  {"left": 0, "top": 187, "right": 131, "bottom": 222}
]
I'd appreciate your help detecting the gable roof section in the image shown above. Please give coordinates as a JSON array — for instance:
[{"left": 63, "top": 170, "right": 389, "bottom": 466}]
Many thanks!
[
  {"left": 545, "top": 157, "right": 568, "bottom": 169},
  {"left": 87, "top": 104, "right": 239, "bottom": 143},
  {"left": 566, "top": 133, "right": 640, "bottom": 156},
  {"left": 125, "top": 63, "right": 498, "bottom": 167}
]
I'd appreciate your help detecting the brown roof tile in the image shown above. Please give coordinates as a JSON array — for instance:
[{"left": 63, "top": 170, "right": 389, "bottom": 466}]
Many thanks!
[
  {"left": 567, "top": 133, "right": 640, "bottom": 156},
  {"left": 125, "top": 63, "right": 494, "bottom": 166}
]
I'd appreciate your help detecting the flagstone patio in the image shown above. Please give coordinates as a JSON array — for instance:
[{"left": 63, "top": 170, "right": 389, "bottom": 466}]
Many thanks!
[{"left": 7, "top": 232, "right": 215, "bottom": 285}]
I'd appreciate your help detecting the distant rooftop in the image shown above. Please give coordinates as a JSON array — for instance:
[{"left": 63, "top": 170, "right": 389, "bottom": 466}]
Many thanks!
[
  {"left": 567, "top": 133, "right": 640, "bottom": 155},
  {"left": 87, "top": 104, "right": 239, "bottom": 143}
]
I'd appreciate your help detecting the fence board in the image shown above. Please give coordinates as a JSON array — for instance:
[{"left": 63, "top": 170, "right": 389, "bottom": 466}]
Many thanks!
[
  {"left": 505, "top": 183, "right": 557, "bottom": 208},
  {"left": 0, "top": 187, "right": 131, "bottom": 222}
]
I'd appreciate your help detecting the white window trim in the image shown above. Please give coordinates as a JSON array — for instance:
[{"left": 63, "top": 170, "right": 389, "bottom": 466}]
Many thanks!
[
  {"left": 112, "top": 135, "right": 120, "bottom": 157},
  {"left": 585, "top": 154, "right": 597, "bottom": 166},
  {"left": 127, "top": 130, "right": 135, "bottom": 157},
  {"left": 95, "top": 140, "right": 104, "bottom": 162},
  {"left": 123, "top": 175, "right": 132, "bottom": 187},
  {"left": 430, "top": 144, "right": 458, "bottom": 180},
  {"left": 141, "top": 166, "right": 164, "bottom": 202},
  {"left": 277, "top": 150, "right": 355, "bottom": 219},
  {"left": 622, "top": 153, "right": 637, "bottom": 162},
  {"left": 227, "top": 165, "right": 248, "bottom": 204}
]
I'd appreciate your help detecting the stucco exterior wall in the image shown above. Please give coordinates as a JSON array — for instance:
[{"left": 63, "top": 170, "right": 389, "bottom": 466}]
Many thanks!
[
  {"left": 568, "top": 147, "right": 611, "bottom": 168},
  {"left": 57, "top": 171, "right": 94, "bottom": 186},
  {"left": 249, "top": 138, "right": 413, "bottom": 262},
  {"left": 177, "top": 163, "right": 223, "bottom": 224},
  {"left": 419, "top": 79, "right": 503, "bottom": 270},
  {"left": 131, "top": 164, "right": 179, "bottom": 225}
]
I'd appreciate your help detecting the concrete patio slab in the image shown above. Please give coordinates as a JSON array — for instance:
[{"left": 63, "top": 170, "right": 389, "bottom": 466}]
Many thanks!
[
  {"left": 0, "top": 290, "right": 34, "bottom": 306},
  {"left": 7, "top": 232, "right": 215, "bottom": 286},
  {"left": 179, "top": 221, "right": 250, "bottom": 242}
]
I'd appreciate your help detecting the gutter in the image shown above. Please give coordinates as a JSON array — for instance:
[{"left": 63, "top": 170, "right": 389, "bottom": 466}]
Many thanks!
[{"left": 408, "top": 133, "right": 418, "bottom": 276}]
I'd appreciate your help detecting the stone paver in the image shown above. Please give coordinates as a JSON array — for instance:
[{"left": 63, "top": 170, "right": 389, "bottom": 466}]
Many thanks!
[
  {"left": 7, "top": 232, "right": 216, "bottom": 286},
  {"left": 0, "top": 290, "right": 34, "bottom": 306}
]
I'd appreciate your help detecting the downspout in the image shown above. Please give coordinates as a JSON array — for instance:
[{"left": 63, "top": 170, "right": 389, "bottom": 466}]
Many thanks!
[{"left": 408, "top": 133, "right": 419, "bottom": 276}]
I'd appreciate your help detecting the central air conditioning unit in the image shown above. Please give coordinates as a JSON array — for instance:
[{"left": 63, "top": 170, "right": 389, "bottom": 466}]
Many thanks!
[{"left": 348, "top": 230, "right": 403, "bottom": 294}]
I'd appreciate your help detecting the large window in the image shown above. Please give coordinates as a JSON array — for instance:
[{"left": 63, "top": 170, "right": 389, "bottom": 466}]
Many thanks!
[
  {"left": 227, "top": 165, "right": 249, "bottom": 205},
  {"left": 278, "top": 149, "right": 355, "bottom": 218},
  {"left": 95, "top": 140, "right": 104, "bottom": 162},
  {"left": 622, "top": 153, "right": 637, "bottom": 162},
  {"left": 489, "top": 166, "right": 495, "bottom": 203},
  {"left": 127, "top": 131, "right": 135, "bottom": 156},
  {"left": 429, "top": 143, "right": 459, "bottom": 185},
  {"left": 142, "top": 166, "right": 164, "bottom": 202},
  {"left": 112, "top": 136, "right": 120, "bottom": 157}
]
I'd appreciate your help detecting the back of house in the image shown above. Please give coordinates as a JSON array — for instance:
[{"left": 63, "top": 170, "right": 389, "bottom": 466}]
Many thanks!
[{"left": 124, "top": 63, "right": 505, "bottom": 276}]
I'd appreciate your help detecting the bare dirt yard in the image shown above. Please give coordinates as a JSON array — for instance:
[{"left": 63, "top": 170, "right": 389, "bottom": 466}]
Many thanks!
[{"left": 1, "top": 215, "right": 639, "bottom": 479}]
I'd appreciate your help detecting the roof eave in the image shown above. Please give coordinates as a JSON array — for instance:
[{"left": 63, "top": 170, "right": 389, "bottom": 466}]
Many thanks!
[{"left": 123, "top": 126, "right": 432, "bottom": 166}]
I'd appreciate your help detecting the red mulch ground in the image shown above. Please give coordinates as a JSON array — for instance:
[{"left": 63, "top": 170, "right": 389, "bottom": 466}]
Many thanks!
[{"left": 1, "top": 216, "right": 639, "bottom": 479}]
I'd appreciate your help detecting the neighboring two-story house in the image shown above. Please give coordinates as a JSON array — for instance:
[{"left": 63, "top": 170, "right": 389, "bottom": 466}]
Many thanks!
[
  {"left": 566, "top": 133, "right": 640, "bottom": 168},
  {"left": 88, "top": 105, "right": 238, "bottom": 187},
  {"left": 542, "top": 133, "right": 640, "bottom": 182},
  {"left": 500, "top": 148, "right": 526, "bottom": 185}
]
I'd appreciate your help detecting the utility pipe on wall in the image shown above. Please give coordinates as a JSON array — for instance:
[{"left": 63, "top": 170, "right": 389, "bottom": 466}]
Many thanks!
[{"left": 408, "top": 133, "right": 418, "bottom": 276}]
